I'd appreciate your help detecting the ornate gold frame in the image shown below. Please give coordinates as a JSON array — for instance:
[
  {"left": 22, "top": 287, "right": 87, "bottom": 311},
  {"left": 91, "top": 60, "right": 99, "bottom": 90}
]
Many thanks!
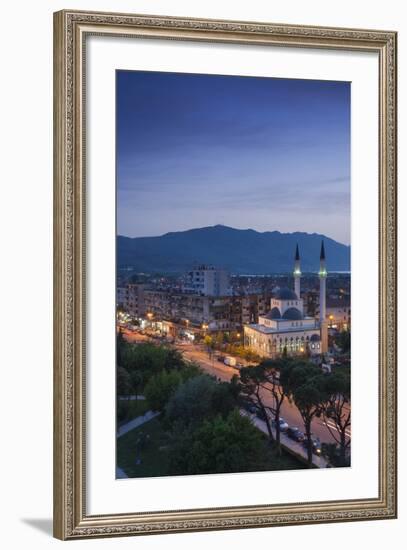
[{"left": 53, "top": 9, "right": 397, "bottom": 540}]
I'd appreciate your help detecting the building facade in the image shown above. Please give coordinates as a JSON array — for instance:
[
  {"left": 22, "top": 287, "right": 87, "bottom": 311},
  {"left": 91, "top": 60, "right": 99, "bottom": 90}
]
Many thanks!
[
  {"left": 244, "top": 243, "right": 329, "bottom": 358},
  {"left": 326, "top": 299, "right": 351, "bottom": 331},
  {"left": 116, "top": 283, "right": 145, "bottom": 317},
  {"left": 183, "top": 264, "right": 230, "bottom": 296},
  {"left": 143, "top": 290, "right": 268, "bottom": 332}
]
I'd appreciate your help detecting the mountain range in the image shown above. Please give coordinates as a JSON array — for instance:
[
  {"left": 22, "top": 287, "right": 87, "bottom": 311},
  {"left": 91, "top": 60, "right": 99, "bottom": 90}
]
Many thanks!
[{"left": 117, "top": 225, "right": 350, "bottom": 274}]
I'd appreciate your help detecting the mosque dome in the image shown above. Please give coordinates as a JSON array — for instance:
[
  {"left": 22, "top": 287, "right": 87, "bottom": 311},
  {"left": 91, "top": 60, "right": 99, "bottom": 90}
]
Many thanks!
[
  {"left": 282, "top": 307, "right": 303, "bottom": 320},
  {"left": 275, "top": 287, "right": 298, "bottom": 300},
  {"left": 265, "top": 307, "right": 281, "bottom": 320}
]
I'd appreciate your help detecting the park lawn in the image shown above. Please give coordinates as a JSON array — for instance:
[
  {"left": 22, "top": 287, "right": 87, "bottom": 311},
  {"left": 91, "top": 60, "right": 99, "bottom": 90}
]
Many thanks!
[
  {"left": 117, "top": 417, "right": 171, "bottom": 478},
  {"left": 117, "top": 418, "right": 305, "bottom": 478}
]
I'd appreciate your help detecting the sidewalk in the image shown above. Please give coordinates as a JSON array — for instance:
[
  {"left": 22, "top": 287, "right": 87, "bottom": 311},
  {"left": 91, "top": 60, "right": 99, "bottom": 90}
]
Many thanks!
[
  {"left": 241, "top": 410, "right": 328, "bottom": 468},
  {"left": 118, "top": 395, "right": 146, "bottom": 401},
  {"left": 117, "top": 410, "right": 160, "bottom": 438}
]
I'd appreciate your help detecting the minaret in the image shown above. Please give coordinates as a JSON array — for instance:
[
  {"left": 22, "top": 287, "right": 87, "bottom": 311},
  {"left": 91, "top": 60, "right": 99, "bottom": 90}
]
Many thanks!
[
  {"left": 319, "top": 241, "right": 328, "bottom": 353},
  {"left": 293, "top": 244, "right": 301, "bottom": 299}
]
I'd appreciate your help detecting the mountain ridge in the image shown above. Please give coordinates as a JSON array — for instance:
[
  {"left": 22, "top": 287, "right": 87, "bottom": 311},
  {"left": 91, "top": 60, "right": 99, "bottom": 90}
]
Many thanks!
[{"left": 117, "top": 225, "right": 350, "bottom": 274}]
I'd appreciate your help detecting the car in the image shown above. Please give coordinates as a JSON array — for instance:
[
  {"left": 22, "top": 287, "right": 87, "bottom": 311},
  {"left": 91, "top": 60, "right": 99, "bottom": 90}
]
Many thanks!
[
  {"left": 287, "top": 426, "right": 305, "bottom": 442},
  {"left": 272, "top": 417, "right": 289, "bottom": 432},
  {"left": 243, "top": 402, "right": 257, "bottom": 414},
  {"left": 302, "top": 437, "right": 322, "bottom": 455},
  {"left": 224, "top": 356, "right": 237, "bottom": 367}
]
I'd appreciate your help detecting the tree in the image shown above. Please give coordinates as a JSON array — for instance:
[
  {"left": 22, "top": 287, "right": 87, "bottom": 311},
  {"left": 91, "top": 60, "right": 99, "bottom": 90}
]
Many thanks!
[
  {"left": 117, "top": 366, "right": 131, "bottom": 397},
  {"left": 129, "top": 369, "right": 144, "bottom": 402},
  {"left": 321, "top": 369, "right": 351, "bottom": 466},
  {"left": 240, "top": 359, "right": 289, "bottom": 454},
  {"left": 121, "top": 343, "right": 188, "bottom": 388},
  {"left": 203, "top": 335, "right": 214, "bottom": 353},
  {"left": 261, "top": 359, "right": 290, "bottom": 454},
  {"left": 239, "top": 365, "right": 275, "bottom": 443},
  {"left": 165, "top": 375, "right": 237, "bottom": 428},
  {"left": 281, "top": 361, "right": 327, "bottom": 467},
  {"left": 144, "top": 370, "right": 183, "bottom": 412},
  {"left": 337, "top": 330, "right": 351, "bottom": 353},
  {"left": 215, "top": 332, "right": 224, "bottom": 346},
  {"left": 169, "top": 410, "right": 268, "bottom": 475},
  {"left": 116, "top": 329, "right": 128, "bottom": 367},
  {"left": 163, "top": 348, "right": 185, "bottom": 371}
]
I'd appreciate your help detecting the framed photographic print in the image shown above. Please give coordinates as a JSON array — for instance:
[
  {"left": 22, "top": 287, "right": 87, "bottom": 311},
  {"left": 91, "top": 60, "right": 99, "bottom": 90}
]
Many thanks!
[{"left": 53, "top": 9, "right": 397, "bottom": 540}]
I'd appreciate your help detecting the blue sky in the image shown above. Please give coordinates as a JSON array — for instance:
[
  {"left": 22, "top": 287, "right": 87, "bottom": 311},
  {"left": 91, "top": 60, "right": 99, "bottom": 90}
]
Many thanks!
[{"left": 117, "top": 70, "right": 350, "bottom": 244}]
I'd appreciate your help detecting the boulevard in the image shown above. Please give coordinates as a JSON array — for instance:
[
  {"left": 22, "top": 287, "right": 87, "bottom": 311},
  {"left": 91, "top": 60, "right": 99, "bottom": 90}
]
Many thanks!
[{"left": 121, "top": 328, "right": 350, "bottom": 447}]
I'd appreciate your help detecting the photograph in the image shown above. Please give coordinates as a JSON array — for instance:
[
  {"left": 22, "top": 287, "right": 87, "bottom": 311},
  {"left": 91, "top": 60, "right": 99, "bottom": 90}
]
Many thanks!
[{"left": 115, "top": 70, "right": 352, "bottom": 478}]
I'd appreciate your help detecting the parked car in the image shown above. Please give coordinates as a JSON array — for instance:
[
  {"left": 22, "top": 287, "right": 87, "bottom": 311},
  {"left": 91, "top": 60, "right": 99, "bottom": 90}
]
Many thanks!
[
  {"left": 302, "top": 437, "right": 322, "bottom": 455},
  {"left": 224, "top": 356, "right": 237, "bottom": 367},
  {"left": 216, "top": 355, "right": 225, "bottom": 363},
  {"left": 287, "top": 427, "right": 305, "bottom": 442},
  {"left": 272, "top": 417, "right": 289, "bottom": 432},
  {"left": 243, "top": 402, "right": 257, "bottom": 414}
]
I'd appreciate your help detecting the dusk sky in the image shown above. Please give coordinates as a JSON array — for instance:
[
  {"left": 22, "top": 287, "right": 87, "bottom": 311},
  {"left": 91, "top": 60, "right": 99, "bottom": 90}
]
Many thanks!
[{"left": 117, "top": 71, "right": 350, "bottom": 245}]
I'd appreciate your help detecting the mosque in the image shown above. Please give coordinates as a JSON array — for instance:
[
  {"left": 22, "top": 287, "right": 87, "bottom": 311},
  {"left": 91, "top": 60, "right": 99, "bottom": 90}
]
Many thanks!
[{"left": 243, "top": 243, "right": 328, "bottom": 358}]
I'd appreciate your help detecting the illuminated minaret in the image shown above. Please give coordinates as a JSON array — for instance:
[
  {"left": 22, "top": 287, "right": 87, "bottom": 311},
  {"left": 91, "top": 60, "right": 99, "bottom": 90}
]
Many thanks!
[
  {"left": 319, "top": 241, "right": 328, "bottom": 353},
  {"left": 293, "top": 244, "right": 301, "bottom": 299}
]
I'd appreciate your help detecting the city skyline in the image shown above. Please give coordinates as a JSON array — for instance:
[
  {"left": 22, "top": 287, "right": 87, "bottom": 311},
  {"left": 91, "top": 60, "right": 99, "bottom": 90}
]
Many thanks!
[{"left": 117, "top": 71, "right": 351, "bottom": 244}]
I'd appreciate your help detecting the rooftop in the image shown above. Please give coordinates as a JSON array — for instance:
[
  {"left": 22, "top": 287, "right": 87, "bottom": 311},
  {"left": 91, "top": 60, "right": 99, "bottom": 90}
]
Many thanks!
[{"left": 274, "top": 287, "right": 298, "bottom": 300}]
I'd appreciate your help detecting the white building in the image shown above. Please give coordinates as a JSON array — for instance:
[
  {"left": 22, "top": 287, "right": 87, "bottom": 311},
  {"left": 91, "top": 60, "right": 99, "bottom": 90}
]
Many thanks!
[
  {"left": 244, "top": 243, "right": 328, "bottom": 358},
  {"left": 183, "top": 264, "right": 230, "bottom": 296}
]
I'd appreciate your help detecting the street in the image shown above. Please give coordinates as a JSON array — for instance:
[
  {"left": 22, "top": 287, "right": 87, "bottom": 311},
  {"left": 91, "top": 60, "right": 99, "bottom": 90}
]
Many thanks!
[{"left": 122, "top": 328, "right": 350, "bottom": 446}]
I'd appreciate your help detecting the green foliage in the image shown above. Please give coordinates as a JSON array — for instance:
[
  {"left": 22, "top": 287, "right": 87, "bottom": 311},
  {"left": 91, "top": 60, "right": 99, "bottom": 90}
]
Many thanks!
[
  {"left": 280, "top": 360, "right": 327, "bottom": 413},
  {"left": 121, "top": 343, "right": 167, "bottom": 378},
  {"left": 320, "top": 368, "right": 351, "bottom": 463},
  {"left": 117, "top": 366, "right": 131, "bottom": 396},
  {"left": 165, "top": 375, "right": 237, "bottom": 427},
  {"left": 279, "top": 358, "right": 328, "bottom": 466},
  {"left": 117, "top": 400, "right": 129, "bottom": 423},
  {"left": 168, "top": 410, "right": 268, "bottom": 475},
  {"left": 120, "top": 343, "right": 188, "bottom": 387},
  {"left": 144, "top": 370, "right": 183, "bottom": 412},
  {"left": 117, "top": 399, "right": 150, "bottom": 424},
  {"left": 322, "top": 368, "right": 350, "bottom": 401},
  {"left": 117, "top": 329, "right": 128, "bottom": 367},
  {"left": 337, "top": 330, "right": 351, "bottom": 353},
  {"left": 129, "top": 370, "right": 143, "bottom": 397}
]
